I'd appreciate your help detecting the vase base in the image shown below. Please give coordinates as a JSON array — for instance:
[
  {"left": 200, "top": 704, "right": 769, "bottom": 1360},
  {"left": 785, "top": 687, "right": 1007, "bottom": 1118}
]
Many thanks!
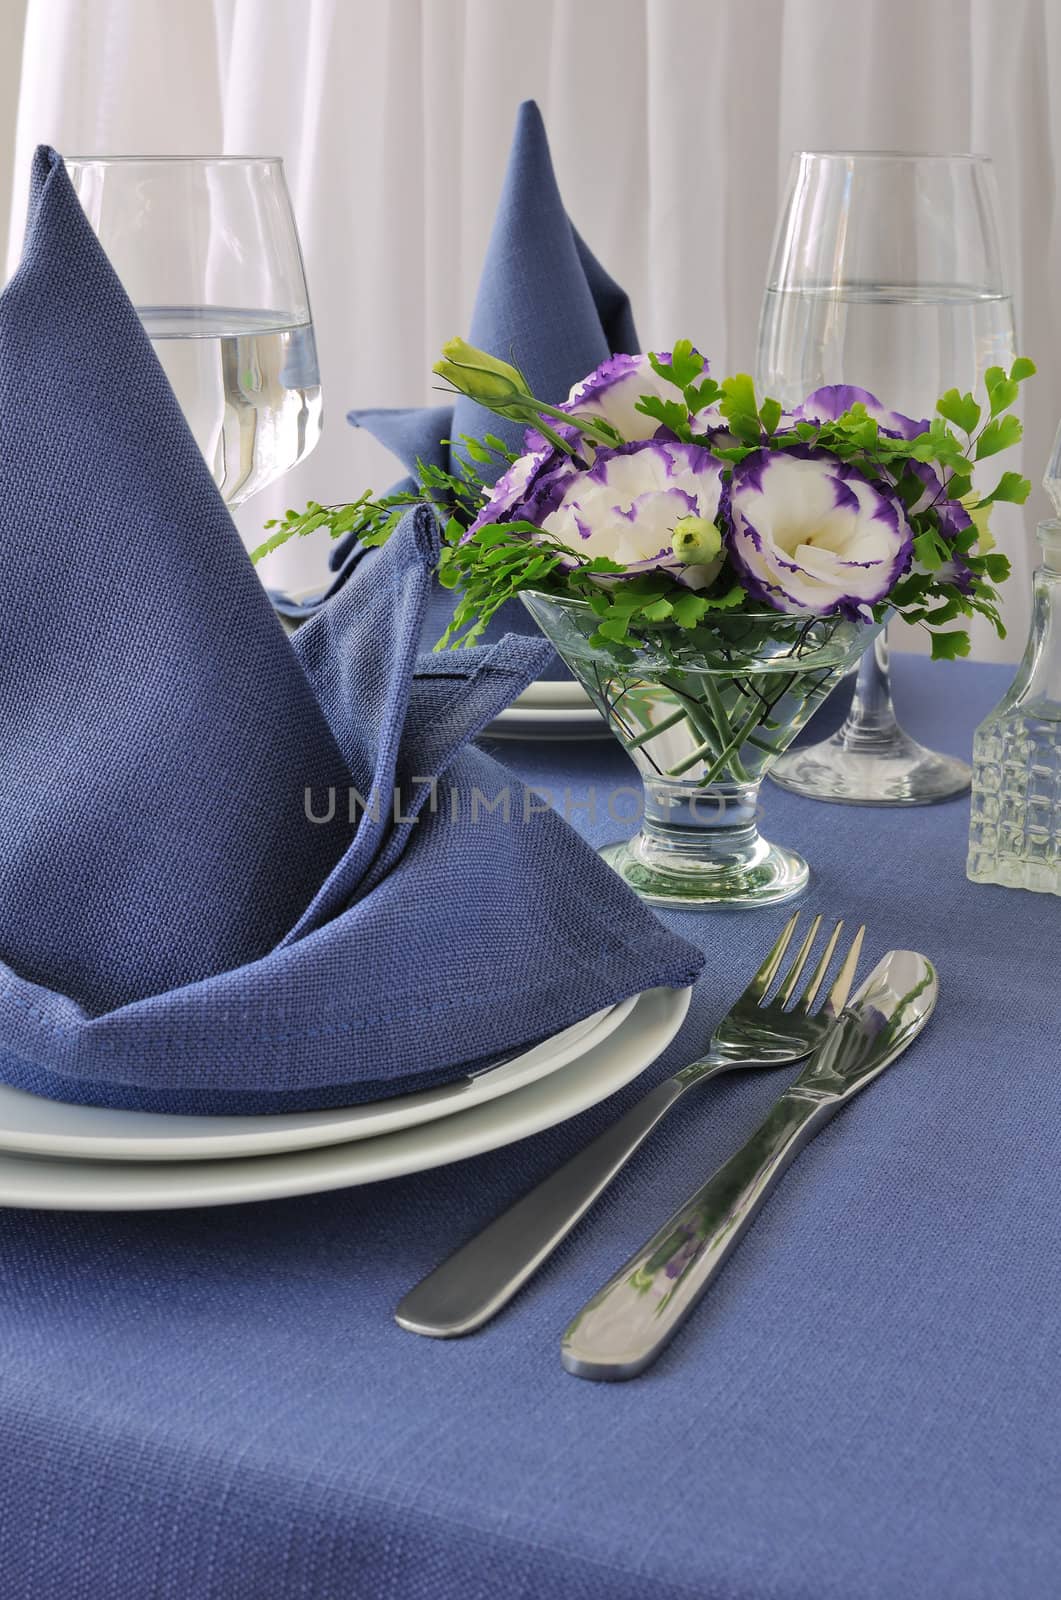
[
  {"left": 769, "top": 729, "right": 971, "bottom": 806},
  {"left": 600, "top": 835, "right": 808, "bottom": 910}
]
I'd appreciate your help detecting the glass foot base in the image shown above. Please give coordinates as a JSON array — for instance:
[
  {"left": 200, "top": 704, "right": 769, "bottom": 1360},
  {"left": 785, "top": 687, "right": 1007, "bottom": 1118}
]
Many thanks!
[
  {"left": 600, "top": 834, "right": 809, "bottom": 910},
  {"left": 770, "top": 730, "right": 971, "bottom": 806}
]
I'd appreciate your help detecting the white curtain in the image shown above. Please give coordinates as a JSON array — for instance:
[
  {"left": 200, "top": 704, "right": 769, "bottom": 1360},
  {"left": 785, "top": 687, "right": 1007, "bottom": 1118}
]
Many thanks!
[{"left": 5, "top": 0, "right": 1059, "bottom": 659}]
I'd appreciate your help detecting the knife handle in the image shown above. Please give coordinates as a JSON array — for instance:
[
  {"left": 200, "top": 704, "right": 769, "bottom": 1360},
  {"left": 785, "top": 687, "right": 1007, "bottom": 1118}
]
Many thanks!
[
  {"left": 561, "top": 1092, "right": 834, "bottom": 1381},
  {"left": 395, "top": 1076, "right": 688, "bottom": 1337}
]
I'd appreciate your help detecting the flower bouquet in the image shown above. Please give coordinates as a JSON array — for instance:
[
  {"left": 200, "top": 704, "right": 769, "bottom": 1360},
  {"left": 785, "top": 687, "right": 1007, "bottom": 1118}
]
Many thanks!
[{"left": 258, "top": 341, "right": 1033, "bottom": 908}]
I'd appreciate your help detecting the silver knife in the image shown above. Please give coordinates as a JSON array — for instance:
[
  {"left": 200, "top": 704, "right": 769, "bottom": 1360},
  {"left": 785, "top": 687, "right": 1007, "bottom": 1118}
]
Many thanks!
[{"left": 561, "top": 949, "right": 938, "bottom": 1382}]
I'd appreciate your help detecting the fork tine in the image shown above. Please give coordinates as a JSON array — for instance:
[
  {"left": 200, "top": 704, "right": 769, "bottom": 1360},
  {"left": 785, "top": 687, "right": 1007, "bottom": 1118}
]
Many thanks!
[
  {"left": 739, "top": 911, "right": 800, "bottom": 1003},
  {"left": 793, "top": 918, "right": 844, "bottom": 1014},
  {"left": 773, "top": 914, "right": 823, "bottom": 1006},
  {"left": 821, "top": 924, "right": 866, "bottom": 1020}
]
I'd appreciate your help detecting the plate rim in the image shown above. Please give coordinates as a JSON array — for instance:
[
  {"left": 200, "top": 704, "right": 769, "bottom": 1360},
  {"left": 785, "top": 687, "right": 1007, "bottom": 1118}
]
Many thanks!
[
  {"left": 485, "top": 704, "right": 611, "bottom": 739},
  {"left": 0, "top": 999, "right": 635, "bottom": 1163},
  {"left": 494, "top": 705, "right": 603, "bottom": 723},
  {"left": 512, "top": 680, "right": 594, "bottom": 710},
  {"left": 0, "top": 986, "right": 691, "bottom": 1210}
]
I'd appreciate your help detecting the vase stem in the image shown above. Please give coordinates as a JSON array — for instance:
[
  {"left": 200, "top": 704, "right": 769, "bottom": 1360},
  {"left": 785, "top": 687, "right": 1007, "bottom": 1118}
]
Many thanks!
[
  {"left": 599, "top": 773, "right": 807, "bottom": 909},
  {"left": 642, "top": 775, "right": 760, "bottom": 839}
]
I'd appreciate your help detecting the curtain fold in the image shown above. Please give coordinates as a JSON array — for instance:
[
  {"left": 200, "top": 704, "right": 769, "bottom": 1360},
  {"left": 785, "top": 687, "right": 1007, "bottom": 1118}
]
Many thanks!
[{"left": 5, "top": 0, "right": 1056, "bottom": 659}]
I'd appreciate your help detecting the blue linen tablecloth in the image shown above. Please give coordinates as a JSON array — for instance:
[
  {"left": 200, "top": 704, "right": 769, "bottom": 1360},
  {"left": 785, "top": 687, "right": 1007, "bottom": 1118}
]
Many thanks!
[{"left": 1, "top": 654, "right": 1059, "bottom": 1600}]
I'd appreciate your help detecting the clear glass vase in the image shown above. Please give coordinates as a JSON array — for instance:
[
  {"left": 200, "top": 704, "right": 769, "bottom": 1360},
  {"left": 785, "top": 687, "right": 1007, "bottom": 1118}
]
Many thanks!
[{"left": 521, "top": 592, "right": 879, "bottom": 909}]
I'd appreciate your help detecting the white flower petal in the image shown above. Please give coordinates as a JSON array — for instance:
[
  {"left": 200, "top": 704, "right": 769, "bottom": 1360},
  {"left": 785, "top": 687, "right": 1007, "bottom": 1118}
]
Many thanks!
[
  {"left": 564, "top": 354, "right": 689, "bottom": 441},
  {"left": 538, "top": 440, "right": 726, "bottom": 584},
  {"left": 728, "top": 449, "right": 912, "bottom": 618}
]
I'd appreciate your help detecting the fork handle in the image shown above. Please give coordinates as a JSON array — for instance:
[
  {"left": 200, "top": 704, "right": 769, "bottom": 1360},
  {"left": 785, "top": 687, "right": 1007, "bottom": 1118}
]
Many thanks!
[
  {"left": 395, "top": 1075, "right": 690, "bottom": 1337},
  {"left": 561, "top": 1092, "right": 834, "bottom": 1380}
]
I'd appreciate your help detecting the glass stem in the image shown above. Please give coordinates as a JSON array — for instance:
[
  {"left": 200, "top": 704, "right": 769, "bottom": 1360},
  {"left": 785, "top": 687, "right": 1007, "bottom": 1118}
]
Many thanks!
[
  {"left": 840, "top": 633, "right": 900, "bottom": 747},
  {"left": 641, "top": 775, "right": 762, "bottom": 855}
]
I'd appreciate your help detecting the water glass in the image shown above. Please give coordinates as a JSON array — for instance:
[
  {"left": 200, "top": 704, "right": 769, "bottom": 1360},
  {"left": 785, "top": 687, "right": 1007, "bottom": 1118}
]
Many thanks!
[
  {"left": 66, "top": 156, "right": 322, "bottom": 509},
  {"left": 757, "top": 151, "right": 1014, "bottom": 805}
]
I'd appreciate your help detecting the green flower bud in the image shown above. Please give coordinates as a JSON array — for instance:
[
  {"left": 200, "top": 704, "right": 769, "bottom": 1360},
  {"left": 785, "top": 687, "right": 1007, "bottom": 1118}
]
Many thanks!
[
  {"left": 671, "top": 515, "right": 722, "bottom": 565},
  {"left": 433, "top": 338, "right": 531, "bottom": 411}
]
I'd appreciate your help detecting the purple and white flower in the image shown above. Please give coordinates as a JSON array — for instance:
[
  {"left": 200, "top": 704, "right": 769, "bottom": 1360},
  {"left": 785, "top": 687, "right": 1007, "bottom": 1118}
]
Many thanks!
[
  {"left": 522, "top": 350, "right": 708, "bottom": 467},
  {"left": 728, "top": 447, "right": 913, "bottom": 618},
  {"left": 537, "top": 438, "right": 727, "bottom": 589},
  {"left": 562, "top": 352, "right": 696, "bottom": 442},
  {"left": 794, "top": 384, "right": 928, "bottom": 441},
  {"left": 467, "top": 440, "right": 580, "bottom": 537},
  {"left": 469, "top": 349, "right": 711, "bottom": 540},
  {"left": 796, "top": 388, "right": 974, "bottom": 585}
]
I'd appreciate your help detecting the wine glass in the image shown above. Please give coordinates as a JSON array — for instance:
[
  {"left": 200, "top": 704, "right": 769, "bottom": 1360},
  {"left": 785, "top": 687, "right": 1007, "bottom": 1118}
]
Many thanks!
[
  {"left": 65, "top": 156, "right": 322, "bottom": 510},
  {"left": 757, "top": 152, "right": 1015, "bottom": 805}
]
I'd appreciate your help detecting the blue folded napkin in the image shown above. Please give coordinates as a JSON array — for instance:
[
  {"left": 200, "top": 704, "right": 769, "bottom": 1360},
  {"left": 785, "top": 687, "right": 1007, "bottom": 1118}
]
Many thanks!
[
  {"left": 0, "top": 146, "right": 701, "bottom": 1115},
  {"left": 274, "top": 100, "right": 639, "bottom": 681}
]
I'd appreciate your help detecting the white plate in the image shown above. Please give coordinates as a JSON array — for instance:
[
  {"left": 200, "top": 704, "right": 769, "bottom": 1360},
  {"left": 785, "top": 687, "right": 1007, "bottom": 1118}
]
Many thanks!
[
  {"left": 487, "top": 673, "right": 608, "bottom": 739},
  {"left": 513, "top": 679, "right": 594, "bottom": 710},
  {"left": 0, "top": 1000, "right": 633, "bottom": 1163},
  {"left": 0, "top": 986, "right": 689, "bottom": 1210},
  {"left": 486, "top": 704, "right": 611, "bottom": 741}
]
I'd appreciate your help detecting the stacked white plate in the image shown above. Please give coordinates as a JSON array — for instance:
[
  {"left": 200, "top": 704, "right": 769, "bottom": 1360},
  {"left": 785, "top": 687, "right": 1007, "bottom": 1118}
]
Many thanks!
[
  {"left": 0, "top": 987, "right": 690, "bottom": 1209},
  {"left": 485, "top": 677, "right": 610, "bottom": 740}
]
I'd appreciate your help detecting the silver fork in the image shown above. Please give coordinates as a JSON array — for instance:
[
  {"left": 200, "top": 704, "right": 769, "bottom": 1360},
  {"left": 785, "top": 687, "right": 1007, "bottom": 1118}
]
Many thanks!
[{"left": 395, "top": 912, "right": 865, "bottom": 1338}]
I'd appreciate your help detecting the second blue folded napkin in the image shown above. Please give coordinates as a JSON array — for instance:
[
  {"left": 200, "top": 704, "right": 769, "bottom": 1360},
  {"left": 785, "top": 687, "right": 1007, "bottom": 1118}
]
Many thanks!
[
  {"left": 0, "top": 146, "right": 702, "bottom": 1114},
  {"left": 276, "top": 101, "right": 639, "bottom": 682}
]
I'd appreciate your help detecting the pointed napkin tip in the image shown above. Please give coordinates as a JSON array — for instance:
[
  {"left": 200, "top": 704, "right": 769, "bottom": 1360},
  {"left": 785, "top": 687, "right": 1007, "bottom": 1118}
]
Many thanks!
[
  {"left": 29, "top": 145, "right": 64, "bottom": 209},
  {"left": 511, "top": 99, "right": 552, "bottom": 163},
  {"left": 515, "top": 98, "right": 545, "bottom": 131}
]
